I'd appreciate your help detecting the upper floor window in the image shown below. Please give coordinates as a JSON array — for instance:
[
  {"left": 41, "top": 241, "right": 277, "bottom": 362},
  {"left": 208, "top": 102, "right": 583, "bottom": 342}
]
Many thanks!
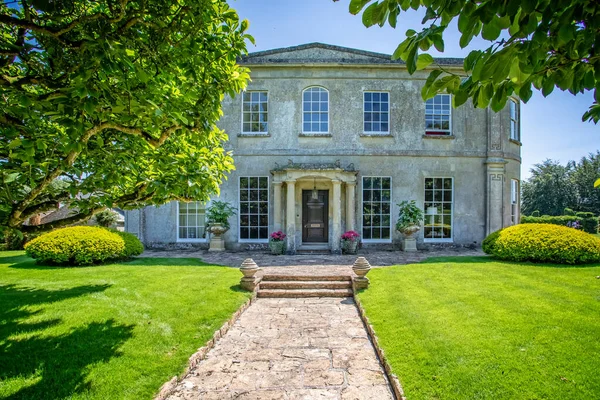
[
  {"left": 178, "top": 201, "right": 206, "bottom": 241},
  {"left": 425, "top": 94, "right": 452, "bottom": 135},
  {"left": 242, "top": 91, "right": 268, "bottom": 133},
  {"left": 302, "top": 87, "right": 329, "bottom": 134},
  {"left": 364, "top": 92, "right": 389, "bottom": 134},
  {"left": 509, "top": 99, "right": 520, "bottom": 141}
]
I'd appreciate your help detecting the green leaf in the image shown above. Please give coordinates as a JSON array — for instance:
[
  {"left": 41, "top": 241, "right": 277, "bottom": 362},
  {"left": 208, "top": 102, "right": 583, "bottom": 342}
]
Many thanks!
[
  {"left": 481, "top": 19, "right": 501, "bottom": 41},
  {"left": 406, "top": 29, "right": 417, "bottom": 37},
  {"left": 406, "top": 44, "right": 419, "bottom": 74},
  {"left": 392, "top": 39, "right": 411, "bottom": 60},
  {"left": 416, "top": 53, "right": 434, "bottom": 70},
  {"left": 125, "top": 48, "right": 135, "bottom": 57},
  {"left": 240, "top": 19, "right": 249, "bottom": 32},
  {"left": 595, "top": 178, "right": 600, "bottom": 188},
  {"left": 518, "top": 83, "right": 533, "bottom": 102},
  {"left": 3, "top": 172, "right": 19, "bottom": 183},
  {"left": 349, "top": 0, "right": 372, "bottom": 15},
  {"left": 541, "top": 78, "right": 555, "bottom": 97}
]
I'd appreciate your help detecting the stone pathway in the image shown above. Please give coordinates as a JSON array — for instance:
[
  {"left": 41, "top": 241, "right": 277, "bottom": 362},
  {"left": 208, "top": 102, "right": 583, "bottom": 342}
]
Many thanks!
[
  {"left": 166, "top": 297, "right": 394, "bottom": 400},
  {"left": 142, "top": 248, "right": 484, "bottom": 270}
]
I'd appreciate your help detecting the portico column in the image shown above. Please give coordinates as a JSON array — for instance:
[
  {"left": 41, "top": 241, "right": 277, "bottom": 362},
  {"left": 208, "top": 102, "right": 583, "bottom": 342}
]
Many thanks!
[
  {"left": 345, "top": 182, "right": 356, "bottom": 232},
  {"left": 485, "top": 158, "right": 507, "bottom": 235},
  {"left": 332, "top": 179, "right": 342, "bottom": 254},
  {"left": 273, "top": 182, "right": 282, "bottom": 232},
  {"left": 286, "top": 180, "right": 296, "bottom": 254}
]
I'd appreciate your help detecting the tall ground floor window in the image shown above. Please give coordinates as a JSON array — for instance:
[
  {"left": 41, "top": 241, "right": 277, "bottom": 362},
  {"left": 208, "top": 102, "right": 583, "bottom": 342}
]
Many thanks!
[
  {"left": 362, "top": 177, "right": 392, "bottom": 241},
  {"left": 511, "top": 179, "right": 519, "bottom": 224},
  {"left": 178, "top": 201, "right": 206, "bottom": 240},
  {"left": 239, "top": 176, "right": 269, "bottom": 240},
  {"left": 424, "top": 178, "right": 453, "bottom": 240}
]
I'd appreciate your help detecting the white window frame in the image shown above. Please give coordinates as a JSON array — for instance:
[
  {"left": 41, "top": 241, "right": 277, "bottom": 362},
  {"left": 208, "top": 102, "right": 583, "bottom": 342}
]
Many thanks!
[
  {"left": 363, "top": 91, "right": 390, "bottom": 135},
  {"left": 361, "top": 176, "right": 393, "bottom": 243},
  {"left": 302, "top": 86, "right": 329, "bottom": 134},
  {"left": 176, "top": 201, "right": 208, "bottom": 243},
  {"left": 509, "top": 98, "right": 520, "bottom": 141},
  {"left": 423, "top": 177, "right": 454, "bottom": 243},
  {"left": 425, "top": 94, "right": 452, "bottom": 135},
  {"left": 238, "top": 176, "right": 270, "bottom": 243},
  {"left": 511, "top": 179, "right": 519, "bottom": 225},
  {"left": 241, "top": 90, "right": 268, "bottom": 134}
]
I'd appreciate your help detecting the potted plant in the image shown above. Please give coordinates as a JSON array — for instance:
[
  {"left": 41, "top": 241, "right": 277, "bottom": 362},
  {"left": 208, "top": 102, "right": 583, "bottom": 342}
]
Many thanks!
[
  {"left": 268, "top": 231, "right": 287, "bottom": 255},
  {"left": 341, "top": 230, "right": 360, "bottom": 254},
  {"left": 396, "top": 200, "right": 424, "bottom": 252},
  {"left": 206, "top": 201, "right": 237, "bottom": 252}
]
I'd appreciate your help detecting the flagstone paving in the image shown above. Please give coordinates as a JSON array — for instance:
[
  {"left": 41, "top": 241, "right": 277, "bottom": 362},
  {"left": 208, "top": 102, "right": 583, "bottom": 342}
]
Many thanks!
[{"left": 165, "top": 297, "right": 395, "bottom": 400}]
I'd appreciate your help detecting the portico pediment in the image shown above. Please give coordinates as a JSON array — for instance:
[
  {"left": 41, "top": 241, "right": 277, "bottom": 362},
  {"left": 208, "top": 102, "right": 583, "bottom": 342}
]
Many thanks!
[{"left": 271, "top": 160, "right": 357, "bottom": 183}]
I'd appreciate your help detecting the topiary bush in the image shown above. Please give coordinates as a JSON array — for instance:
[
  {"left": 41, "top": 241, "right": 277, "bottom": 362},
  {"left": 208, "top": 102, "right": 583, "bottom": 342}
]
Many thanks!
[
  {"left": 481, "top": 229, "right": 501, "bottom": 255},
  {"left": 482, "top": 223, "right": 600, "bottom": 265},
  {"left": 108, "top": 229, "right": 144, "bottom": 257},
  {"left": 24, "top": 226, "right": 125, "bottom": 265}
]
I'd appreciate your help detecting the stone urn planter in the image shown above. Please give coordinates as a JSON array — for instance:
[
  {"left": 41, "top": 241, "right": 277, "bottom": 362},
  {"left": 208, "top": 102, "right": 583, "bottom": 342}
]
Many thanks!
[
  {"left": 352, "top": 257, "right": 371, "bottom": 289},
  {"left": 396, "top": 200, "right": 424, "bottom": 253},
  {"left": 268, "top": 240, "right": 286, "bottom": 255},
  {"left": 208, "top": 223, "right": 228, "bottom": 252}
]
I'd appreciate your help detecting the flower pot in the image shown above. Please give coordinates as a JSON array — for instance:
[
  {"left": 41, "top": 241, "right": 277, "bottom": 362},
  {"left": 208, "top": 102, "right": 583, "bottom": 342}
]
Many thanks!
[
  {"left": 268, "top": 240, "right": 286, "bottom": 255},
  {"left": 208, "top": 223, "right": 229, "bottom": 252},
  {"left": 341, "top": 239, "right": 359, "bottom": 255},
  {"left": 399, "top": 224, "right": 420, "bottom": 239}
]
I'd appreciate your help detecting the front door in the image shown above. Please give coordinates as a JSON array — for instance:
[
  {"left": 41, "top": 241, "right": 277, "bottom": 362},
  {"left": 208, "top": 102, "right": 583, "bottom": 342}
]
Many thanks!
[{"left": 302, "top": 190, "right": 329, "bottom": 243}]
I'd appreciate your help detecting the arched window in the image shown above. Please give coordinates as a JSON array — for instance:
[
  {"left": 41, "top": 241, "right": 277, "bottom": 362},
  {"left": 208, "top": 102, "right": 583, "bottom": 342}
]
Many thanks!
[{"left": 302, "top": 87, "right": 329, "bottom": 133}]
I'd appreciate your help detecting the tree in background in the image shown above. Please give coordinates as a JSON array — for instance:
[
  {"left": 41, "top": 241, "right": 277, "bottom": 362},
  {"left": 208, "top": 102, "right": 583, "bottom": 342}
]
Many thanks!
[
  {"left": 522, "top": 160, "right": 577, "bottom": 216},
  {"left": 347, "top": 0, "right": 600, "bottom": 123},
  {"left": 572, "top": 152, "right": 600, "bottom": 213},
  {"left": 522, "top": 156, "right": 600, "bottom": 216},
  {"left": 1, "top": 0, "right": 252, "bottom": 235}
]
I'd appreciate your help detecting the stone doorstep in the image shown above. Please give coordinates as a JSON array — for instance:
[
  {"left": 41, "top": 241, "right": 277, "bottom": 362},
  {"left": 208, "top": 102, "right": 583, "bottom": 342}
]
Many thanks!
[
  {"left": 261, "top": 274, "right": 352, "bottom": 281},
  {"left": 259, "top": 280, "right": 352, "bottom": 290},
  {"left": 257, "top": 289, "right": 354, "bottom": 298}
]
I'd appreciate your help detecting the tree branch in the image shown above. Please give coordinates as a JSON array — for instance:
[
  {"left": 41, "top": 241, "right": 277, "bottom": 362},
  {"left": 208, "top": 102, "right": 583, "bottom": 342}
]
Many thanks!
[{"left": 21, "top": 206, "right": 105, "bottom": 234}]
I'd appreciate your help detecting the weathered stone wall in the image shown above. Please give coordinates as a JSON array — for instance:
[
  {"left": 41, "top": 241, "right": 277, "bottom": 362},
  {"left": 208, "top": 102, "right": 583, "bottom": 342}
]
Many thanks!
[{"left": 125, "top": 46, "right": 521, "bottom": 250}]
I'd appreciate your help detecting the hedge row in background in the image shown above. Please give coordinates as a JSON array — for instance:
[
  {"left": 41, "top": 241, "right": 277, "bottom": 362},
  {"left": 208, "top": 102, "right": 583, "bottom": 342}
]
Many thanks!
[
  {"left": 24, "top": 226, "right": 143, "bottom": 266},
  {"left": 521, "top": 214, "right": 598, "bottom": 234},
  {"left": 483, "top": 224, "right": 600, "bottom": 265}
]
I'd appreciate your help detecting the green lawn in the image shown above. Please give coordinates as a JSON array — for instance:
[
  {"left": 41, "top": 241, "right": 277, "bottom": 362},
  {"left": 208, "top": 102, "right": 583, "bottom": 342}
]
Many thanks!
[
  {"left": 0, "top": 251, "right": 251, "bottom": 400},
  {"left": 358, "top": 256, "right": 600, "bottom": 400}
]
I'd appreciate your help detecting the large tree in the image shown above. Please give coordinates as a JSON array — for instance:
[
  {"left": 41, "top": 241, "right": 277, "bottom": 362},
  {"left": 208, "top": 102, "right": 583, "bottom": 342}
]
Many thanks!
[
  {"left": 1, "top": 0, "right": 252, "bottom": 234},
  {"left": 572, "top": 151, "right": 600, "bottom": 213},
  {"left": 521, "top": 160, "right": 577, "bottom": 216},
  {"left": 347, "top": 0, "right": 600, "bottom": 122}
]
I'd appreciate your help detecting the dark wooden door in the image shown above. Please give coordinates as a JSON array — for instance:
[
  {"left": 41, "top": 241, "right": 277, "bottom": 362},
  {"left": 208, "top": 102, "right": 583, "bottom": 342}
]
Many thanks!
[{"left": 302, "top": 190, "right": 329, "bottom": 243}]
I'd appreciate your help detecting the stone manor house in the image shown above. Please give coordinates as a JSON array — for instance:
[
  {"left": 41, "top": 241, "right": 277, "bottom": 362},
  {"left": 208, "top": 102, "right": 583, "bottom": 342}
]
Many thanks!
[{"left": 125, "top": 43, "right": 522, "bottom": 254}]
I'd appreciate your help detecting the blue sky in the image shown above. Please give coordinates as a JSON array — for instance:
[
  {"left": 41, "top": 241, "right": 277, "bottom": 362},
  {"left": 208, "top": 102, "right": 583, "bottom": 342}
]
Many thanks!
[{"left": 231, "top": 0, "right": 599, "bottom": 179}]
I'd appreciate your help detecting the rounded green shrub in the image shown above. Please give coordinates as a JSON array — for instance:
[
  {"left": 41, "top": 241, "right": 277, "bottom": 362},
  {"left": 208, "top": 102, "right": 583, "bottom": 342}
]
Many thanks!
[
  {"left": 24, "top": 226, "right": 125, "bottom": 265},
  {"left": 481, "top": 229, "right": 501, "bottom": 255},
  {"left": 482, "top": 223, "right": 600, "bottom": 265},
  {"left": 108, "top": 229, "right": 144, "bottom": 257}
]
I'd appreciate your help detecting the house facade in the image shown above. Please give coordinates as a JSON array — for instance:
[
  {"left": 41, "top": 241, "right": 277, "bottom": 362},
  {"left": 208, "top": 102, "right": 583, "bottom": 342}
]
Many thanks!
[{"left": 125, "top": 43, "right": 522, "bottom": 253}]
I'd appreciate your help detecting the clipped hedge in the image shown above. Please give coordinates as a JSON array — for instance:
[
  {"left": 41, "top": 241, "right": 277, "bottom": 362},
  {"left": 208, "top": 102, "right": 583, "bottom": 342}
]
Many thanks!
[
  {"left": 24, "top": 226, "right": 143, "bottom": 266},
  {"left": 109, "top": 229, "right": 144, "bottom": 257},
  {"left": 521, "top": 215, "right": 598, "bottom": 234},
  {"left": 482, "top": 223, "right": 600, "bottom": 264}
]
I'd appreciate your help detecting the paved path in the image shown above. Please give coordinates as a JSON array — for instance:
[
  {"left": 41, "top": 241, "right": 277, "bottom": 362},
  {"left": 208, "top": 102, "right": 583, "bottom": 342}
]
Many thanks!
[
  {"left": 142, "top": 248, "right": 484, "bottom": 271},
  {"left": 166, "top": 298, "right": 394, "bottom": 400}
]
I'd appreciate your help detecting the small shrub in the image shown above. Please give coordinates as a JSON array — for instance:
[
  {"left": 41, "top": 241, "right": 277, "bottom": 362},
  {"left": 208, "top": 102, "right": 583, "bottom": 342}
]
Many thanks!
[
  {"left": 108, "top": 229, "right": 144, "bottom": 257},
  {"left": 531, "top": 210, "right": 540, "bottom": 217},
  {"left": 95, "top": 209, "right": 119, "bottom": 227},
  {"left": 563, "top": 208, "right": 575, "bottom": 216},
  {"left": 575, "top": 211, "right": 595, "bottom": 219},
  {"left": 482, "top": 224, "right": 600, "bottom": 264},
  {"left": 24, "top": 226, "right": 125, "bottom": 265},
  {"left": 521, "top": 215, "right": 598, "bottom": 234}
]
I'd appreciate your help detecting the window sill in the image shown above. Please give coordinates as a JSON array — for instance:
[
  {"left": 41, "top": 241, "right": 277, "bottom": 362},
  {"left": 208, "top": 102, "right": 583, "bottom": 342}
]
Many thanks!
[
  {"left": 238, "top": 239, "right": 269, "bottom": 243},
  {"left": 423, "top": 238, "right": 454, "bottom": 243},
  {"left": 299, "top": 133, "right": 332, "bottom": 137},
  {"left": 177, "top": 239, "right": 208, "bottom": 243},
  {"left": 509, "top": 138, "right": 522, "bottom": 146},
  {"left": 238, "top": 133, "right": 270, "bottom": 137},
  {"left": 423, "top": 134, "right": 455, "bottom": 140},
  {"left": 362, "top": 239, "right": 392, "bottom": 244},
  {"left": 360, "top": 133, "right": 393, "bottom": 137}
]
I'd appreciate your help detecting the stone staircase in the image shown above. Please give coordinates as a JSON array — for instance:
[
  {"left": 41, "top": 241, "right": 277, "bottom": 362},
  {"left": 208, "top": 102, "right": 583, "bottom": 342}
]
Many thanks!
[{"left": 257, "top": 274, "right": 353, "bottom": 298}]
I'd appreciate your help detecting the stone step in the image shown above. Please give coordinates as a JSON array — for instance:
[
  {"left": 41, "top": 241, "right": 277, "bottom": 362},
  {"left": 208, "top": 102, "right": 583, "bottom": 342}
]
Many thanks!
[
  {"left": 257, "top": 288, "right": 354, "bottom": 298},
  {"left": 259, "top": 280, "right": 352, "bottom": 290},
  {"left": 262, "top": 274, "right": 352, "bottom": 282}
]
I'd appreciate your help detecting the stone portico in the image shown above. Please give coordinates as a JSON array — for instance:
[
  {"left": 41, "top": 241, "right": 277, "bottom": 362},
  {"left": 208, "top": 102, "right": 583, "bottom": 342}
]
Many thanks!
[{"left": 271, "top": 161, "right": 357, "bottom": 254}]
